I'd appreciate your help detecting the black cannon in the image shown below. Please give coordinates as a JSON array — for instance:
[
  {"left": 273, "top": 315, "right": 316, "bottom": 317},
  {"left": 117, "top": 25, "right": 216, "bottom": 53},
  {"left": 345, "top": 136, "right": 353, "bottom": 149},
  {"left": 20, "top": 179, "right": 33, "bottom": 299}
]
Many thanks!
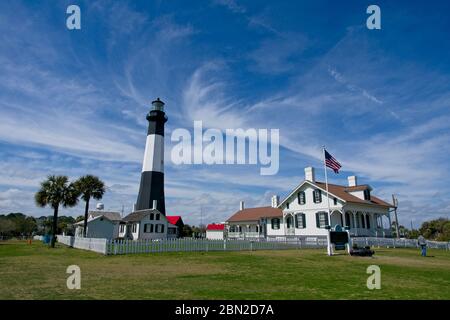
[{"left": 350, "top": 244, "right": 375, "bottom": 257}]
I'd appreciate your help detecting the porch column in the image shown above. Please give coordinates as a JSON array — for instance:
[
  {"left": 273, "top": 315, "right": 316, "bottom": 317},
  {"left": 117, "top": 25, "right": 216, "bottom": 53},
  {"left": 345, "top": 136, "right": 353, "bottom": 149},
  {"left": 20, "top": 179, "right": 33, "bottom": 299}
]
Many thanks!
[
  {"left": 387, "top": 213, "right": 392, "bottom": 237},
  {"left": 342, "top": 211, "right": 347, "bottom": 228}
]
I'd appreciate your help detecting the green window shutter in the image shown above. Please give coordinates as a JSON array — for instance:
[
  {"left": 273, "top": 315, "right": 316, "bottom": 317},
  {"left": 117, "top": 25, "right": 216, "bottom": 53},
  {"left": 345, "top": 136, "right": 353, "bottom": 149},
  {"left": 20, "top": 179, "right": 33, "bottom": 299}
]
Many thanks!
[
  {"left": 302, "top": 214, "right": 306, "bottom": 228},
  {"left": 318, "top": 190, "right": 322, "bottom": 203},
  {"left": 316, "top": 212, "right": 320, "bottom": 228}
]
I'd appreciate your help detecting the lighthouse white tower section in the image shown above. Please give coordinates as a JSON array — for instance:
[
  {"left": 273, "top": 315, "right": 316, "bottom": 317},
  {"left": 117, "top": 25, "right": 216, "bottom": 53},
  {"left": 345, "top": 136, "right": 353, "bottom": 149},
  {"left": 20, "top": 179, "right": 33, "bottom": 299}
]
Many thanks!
[{"left": 135, "top": 98, "right": 167, "bottom": 214}]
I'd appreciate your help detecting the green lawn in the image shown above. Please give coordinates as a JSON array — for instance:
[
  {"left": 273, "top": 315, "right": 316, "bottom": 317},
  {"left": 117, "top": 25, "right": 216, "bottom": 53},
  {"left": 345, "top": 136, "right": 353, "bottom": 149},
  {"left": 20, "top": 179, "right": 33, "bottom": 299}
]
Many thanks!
[{"left": 1, "top": 240, "right": 449, "bottom": 299}]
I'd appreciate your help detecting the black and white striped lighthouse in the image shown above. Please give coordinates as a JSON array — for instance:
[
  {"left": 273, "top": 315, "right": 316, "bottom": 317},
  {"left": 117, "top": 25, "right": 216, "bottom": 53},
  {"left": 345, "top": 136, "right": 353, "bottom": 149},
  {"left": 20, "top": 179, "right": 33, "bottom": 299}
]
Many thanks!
[{"left": 135, "top": 98, "right": 167, "bottom": 214}]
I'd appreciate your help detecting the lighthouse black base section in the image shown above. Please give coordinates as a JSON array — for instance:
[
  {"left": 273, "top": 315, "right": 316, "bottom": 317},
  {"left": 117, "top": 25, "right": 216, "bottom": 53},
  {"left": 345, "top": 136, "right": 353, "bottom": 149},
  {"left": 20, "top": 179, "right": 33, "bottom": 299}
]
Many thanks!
[{"left": 135, "top": 171, "right": 166, "bottom": 215}]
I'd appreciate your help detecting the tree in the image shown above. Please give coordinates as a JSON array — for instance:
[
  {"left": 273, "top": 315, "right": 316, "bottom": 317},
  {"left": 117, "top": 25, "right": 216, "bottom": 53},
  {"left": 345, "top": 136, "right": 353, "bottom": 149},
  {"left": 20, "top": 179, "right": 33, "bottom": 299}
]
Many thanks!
[
  {"left": 35, "top": 175, "right": 79, "bottom": 247},
  {"left": 0, "top": 217, "right": 15, "bottom": 236},
  {"left": 182, "top": 224, "right": 193, "bottom": 237},
  {"left": 74, "top": 175, "right": 105, "bottom": 237}
]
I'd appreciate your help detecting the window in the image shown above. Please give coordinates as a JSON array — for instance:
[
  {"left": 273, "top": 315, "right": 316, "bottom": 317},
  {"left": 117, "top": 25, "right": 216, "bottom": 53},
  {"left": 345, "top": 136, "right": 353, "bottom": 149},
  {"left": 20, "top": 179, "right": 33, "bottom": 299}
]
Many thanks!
[
  {"left": 150, "top": 213, "right": 154, "bottom": 220},
  {"left": 297, "top": 191, "right": 306, "bottom": 205},
  {"left": 313, "top": 189, "right": 322, "bottom": 203},
  {"left": 344, "top": 212, "right": 351, "bottom": 228},
  {"left": 286, "top": 202, "right": 290, "bottom": 209},
  {"left": 295, "top": 213, "right": 306, "bottom": 229},
  {"left": 361, "top": 214, "right": 366, "bottom": 228},
  {"left": 315, "top": 212, "right": 329, "bottom": 228},
  {"left": 156, "top": 213, "right": 160, "bottom": 220},
  {"left": 144, "top": 223, "right": 153, "bottom": 233},
  {"left": 168, "top": 227, "right": 176, "bottom": 235},
  {"left": 132, "top": 223, "right": 137, "bottom": 233},
  {"left": 366, "top": 215, "right": 371, "bottom": 229},
  {"left": 333, "top": 197, "right": 338, "bottom": 206},
  {"left": 286, "top": 215, "right": 293, "bottom": 228},
  {"left": 364, "top": 189, "right": 371, "bottom": 200},
  {"left": 161, "top": 224, "right": 165, "bottom": 233},
  {"left": 271, "top": 218, "right": 280, "bottom": 230},
  {"left": 119, "top": 224, "right": 125, "bottom": 233}
]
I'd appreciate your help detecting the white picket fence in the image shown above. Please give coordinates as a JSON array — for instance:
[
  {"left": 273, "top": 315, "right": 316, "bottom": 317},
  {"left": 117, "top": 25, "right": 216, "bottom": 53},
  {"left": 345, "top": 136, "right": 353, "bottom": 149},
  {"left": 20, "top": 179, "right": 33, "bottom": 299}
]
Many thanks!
[
  {"left": 351, "top": 237, "right": 450, "bottom": 250},
  {"left": 106, "top": 238, "right": 306, "bottom": 255},
  {"left": 57, "top": 235, "right": 108, "bottom": 254},
  {"left": 52, "top": 234, "right": 449, "bottom": 255}
]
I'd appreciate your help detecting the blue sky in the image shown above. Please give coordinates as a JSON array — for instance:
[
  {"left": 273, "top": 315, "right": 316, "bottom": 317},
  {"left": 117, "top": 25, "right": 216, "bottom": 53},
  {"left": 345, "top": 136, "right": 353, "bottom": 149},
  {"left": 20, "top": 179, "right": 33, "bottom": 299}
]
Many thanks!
[{"left": 1, "top": 0, "right": 450, "bottom": 227}]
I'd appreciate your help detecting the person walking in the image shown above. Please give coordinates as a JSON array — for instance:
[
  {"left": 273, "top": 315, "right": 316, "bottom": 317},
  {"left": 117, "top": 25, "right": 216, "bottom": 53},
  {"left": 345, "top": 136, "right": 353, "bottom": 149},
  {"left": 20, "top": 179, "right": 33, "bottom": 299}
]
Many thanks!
[{"left": 418, "top": 235, "right": 427, "bottom": 257}]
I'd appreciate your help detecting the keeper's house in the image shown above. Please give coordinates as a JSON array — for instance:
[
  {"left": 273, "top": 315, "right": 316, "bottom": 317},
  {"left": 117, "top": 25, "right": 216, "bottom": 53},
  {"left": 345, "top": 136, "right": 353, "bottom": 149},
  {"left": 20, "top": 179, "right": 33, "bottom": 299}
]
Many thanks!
[
  {"left": 226, "top": 167, "right": 394, "bottom": 239},
  {"left": 119, "top": 209, "right": 180, "bottom": 240}
]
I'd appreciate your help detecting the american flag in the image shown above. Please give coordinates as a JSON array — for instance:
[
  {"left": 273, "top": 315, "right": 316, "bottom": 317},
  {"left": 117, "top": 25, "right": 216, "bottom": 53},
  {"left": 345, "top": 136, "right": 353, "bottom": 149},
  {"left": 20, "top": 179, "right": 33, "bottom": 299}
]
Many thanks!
[{"left": 325, "top": 149, "right": 342, "bottom": 173}]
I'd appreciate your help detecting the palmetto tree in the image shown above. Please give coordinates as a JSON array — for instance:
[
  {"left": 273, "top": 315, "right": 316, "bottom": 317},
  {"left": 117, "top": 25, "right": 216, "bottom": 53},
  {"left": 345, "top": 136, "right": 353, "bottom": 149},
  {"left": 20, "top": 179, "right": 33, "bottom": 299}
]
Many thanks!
[
  {"left": 74, "top": 175, "right": 105, "bottom": 237},
  {"left": 35, "top": 175, "right": 79, "bottom": 248}
]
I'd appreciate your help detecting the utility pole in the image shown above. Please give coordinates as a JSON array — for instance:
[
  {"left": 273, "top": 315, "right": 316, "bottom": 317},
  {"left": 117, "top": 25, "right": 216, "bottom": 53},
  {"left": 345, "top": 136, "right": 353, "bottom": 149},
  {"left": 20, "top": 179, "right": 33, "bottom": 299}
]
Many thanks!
[{"left": 392, "top": 194, "right": 400, "bottom": 239}]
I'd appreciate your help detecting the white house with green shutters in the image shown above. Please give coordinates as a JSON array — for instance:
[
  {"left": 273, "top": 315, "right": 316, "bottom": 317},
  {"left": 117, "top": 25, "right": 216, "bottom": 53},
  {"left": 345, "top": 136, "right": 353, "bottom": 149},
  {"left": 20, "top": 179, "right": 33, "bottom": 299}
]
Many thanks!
[{"left": 226, "top": 167, "right": 394, "bottom": 239}]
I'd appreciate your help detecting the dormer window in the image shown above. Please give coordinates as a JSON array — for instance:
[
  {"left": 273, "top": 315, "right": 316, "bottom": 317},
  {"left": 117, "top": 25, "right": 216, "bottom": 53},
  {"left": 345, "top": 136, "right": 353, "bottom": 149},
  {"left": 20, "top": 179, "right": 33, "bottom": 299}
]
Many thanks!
[
  {"left": 313, "top": 189, "right": 322, "bottom": 203},
  {"left": 364, "top": 189, "right": 371, "bottom": 200},
  {"left": 297, "top": 191, "right": 306, "bottom": 205},
  {"left": 333, "top": 197, "right": 338, "bottom": 205},
  {"left": 286, "top": 202, "right": 290, "bottom": 210}
]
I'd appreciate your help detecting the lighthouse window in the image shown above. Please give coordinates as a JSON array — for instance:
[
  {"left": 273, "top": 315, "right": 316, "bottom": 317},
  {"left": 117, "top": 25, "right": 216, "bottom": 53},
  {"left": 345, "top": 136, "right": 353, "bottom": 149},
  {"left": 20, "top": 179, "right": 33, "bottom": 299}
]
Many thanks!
[{"left": 156, "top": 213, "right": 160, "bottom": 220}]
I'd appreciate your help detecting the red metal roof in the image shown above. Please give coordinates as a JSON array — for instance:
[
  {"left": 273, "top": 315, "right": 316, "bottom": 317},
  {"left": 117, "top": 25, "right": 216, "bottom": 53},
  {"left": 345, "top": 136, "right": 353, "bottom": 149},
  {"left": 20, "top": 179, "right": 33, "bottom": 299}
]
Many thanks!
[
  {"left": 166, "top": 216, "right": 181, "bottom": 225},
  {"left": 207, "top": 223, "right": 225, "bottom": 231}
]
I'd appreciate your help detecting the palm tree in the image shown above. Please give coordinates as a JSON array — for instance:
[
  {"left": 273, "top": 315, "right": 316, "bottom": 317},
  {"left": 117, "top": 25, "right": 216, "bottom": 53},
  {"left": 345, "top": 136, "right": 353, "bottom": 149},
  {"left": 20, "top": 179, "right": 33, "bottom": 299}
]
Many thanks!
[
  {"left": 35, "top": 175, "right": 79, "bottom": 248},
  {"left": 74, "top": 175, "right": 105, "bottom": 237}
]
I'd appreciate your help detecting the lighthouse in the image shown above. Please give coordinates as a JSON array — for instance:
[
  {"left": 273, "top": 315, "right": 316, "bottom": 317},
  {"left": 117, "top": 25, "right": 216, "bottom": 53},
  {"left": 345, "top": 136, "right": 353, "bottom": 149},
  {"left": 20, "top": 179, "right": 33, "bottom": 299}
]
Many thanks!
[{"left": 135, "top": 98, "right": 167, "bottom": 214}]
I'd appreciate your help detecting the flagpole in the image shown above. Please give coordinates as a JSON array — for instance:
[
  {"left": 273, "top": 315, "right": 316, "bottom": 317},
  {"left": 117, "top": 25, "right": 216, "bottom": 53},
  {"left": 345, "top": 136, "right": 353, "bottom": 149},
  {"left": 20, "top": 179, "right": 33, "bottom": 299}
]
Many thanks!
[
  {"left": 323, "top": 146, "right": 332, "bottom": 256},
  {"left": 323, "top": 146, "right": 331, "bottom": 225}
]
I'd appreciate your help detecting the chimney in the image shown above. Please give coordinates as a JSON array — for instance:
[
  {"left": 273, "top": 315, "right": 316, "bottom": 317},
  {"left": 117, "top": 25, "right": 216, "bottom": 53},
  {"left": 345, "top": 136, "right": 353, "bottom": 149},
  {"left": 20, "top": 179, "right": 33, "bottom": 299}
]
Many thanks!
[
  {"left": 348, "top": 176, "right": 357, "bottom": 187},
  {"left": 132, "top": 203, "right": 137, "bottom": 212},
  {"left": 305, "top": 167, "right": 315, "bottom": 182},
  {"left": 271, "top": 195, "right": 279, "bottom": 208},
  {"left": 152, "top": 200, "right": 158, "bottom": 210},
  {"left": 239, "top": 201, "right": 244, "bottom": 211}
]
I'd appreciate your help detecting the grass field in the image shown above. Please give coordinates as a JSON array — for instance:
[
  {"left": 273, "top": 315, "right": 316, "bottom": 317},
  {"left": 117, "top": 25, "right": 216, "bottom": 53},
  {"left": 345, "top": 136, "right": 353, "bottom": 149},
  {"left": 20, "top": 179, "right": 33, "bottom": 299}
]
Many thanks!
[{"left": 1, "top": 240, "right": 449, "bottom": 300}]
